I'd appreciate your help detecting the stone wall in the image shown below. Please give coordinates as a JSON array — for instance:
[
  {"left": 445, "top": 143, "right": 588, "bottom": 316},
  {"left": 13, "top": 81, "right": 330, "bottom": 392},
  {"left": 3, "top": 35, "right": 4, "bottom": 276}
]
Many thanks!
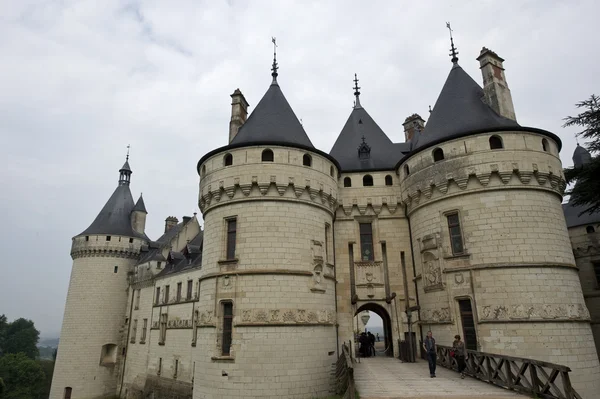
[
  {"left": 399, "top": 131, "right": 600, "bottom": 397},
  {"left": 50, "top": 235, "right": 143, "bottom": 399},
  {"left": 568, "top": 223, "right": 600, "bottom": 361},
  {"left": 195, "top": 146, "right": 338, "bottom": 399}
]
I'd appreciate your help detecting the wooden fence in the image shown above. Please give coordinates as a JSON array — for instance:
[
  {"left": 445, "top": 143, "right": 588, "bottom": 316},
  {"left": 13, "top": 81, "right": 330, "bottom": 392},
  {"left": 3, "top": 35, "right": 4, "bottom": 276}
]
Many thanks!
[
  {"left": 334, "top": 342, "right": 355, "bottom": 399},
  {"left": 436, "top": 344, "right": 582, "bottom": 399}
]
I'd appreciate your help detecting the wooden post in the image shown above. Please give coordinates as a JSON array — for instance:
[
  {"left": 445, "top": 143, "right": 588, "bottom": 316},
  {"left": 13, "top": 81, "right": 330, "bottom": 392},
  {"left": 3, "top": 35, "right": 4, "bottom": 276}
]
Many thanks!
[{"left": 530, "top": 364, "right": 540, "bottom": 397}]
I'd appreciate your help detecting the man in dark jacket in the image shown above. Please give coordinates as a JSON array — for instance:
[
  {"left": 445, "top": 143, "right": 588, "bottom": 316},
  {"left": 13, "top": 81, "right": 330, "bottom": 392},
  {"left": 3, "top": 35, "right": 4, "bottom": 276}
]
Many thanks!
[{"left": 423, "top": 331, "right": 436, "bottom": 377}]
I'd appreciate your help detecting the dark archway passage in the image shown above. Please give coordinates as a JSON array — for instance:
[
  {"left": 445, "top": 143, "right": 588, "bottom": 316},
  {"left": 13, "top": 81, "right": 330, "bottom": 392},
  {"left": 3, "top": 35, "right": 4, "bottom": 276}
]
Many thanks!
[{"left": 355, "top": 303, "right": 394, "bottom": 357}]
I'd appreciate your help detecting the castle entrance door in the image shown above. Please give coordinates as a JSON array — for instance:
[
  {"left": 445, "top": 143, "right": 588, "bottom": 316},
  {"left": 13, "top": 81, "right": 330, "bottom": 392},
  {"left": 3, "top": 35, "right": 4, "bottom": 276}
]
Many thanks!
[{"left": 354, "top": 303, "right": 393, "bottom": 357}]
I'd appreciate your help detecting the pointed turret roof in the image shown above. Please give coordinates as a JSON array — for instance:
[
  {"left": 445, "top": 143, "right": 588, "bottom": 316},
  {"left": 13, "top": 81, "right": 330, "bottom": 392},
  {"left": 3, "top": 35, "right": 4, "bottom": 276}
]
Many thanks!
[
  {"left": 330, "top": 106, "right": 408, "bottom": 171},
  {"left": 412, "top": 63, "right": 519, "bottom": 151},
  {"left": 133, "top": 194, "right": 147, "bottom": 213},
  {"left": 573, "top": 144, "right": 592, "bottom": 167},
  {"left": 229, "top": 81, "right": 314, "bottom": 148},
  {"left": 330, "top": 76, "right": 409, "bottom": 171},
  {"left": 563, "top": 144, "right": 600, "bottom": 228},
  {"left": 78, "top": 159, "right": 146, "bottom": 238}
]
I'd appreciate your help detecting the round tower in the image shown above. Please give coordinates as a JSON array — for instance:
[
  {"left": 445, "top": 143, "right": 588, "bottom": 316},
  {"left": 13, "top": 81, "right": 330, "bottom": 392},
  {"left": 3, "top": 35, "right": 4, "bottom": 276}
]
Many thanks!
[
  {"left": 399, "top": 50, "right": 600, "bottom": 396},
  {"left": 50, "top": 159, "right": 147, "bottom": 399},
  {"left": 194, "top": 62, "right": 340, "bottom": 398}
]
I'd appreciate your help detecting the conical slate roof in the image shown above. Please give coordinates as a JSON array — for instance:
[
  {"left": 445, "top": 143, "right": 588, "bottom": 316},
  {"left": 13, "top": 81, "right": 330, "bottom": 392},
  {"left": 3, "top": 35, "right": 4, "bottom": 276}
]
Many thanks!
[
  {"left": 230, "top": 82, "right": 314, "bottom": 148},
  {"left": 573, "top": 144, "right": 592, "bottom": 167},
  {"left": 562, "top": 144, "right": 600, "bottom": 228},
  {"left": 412, "top": 63, "right": 519, "bottom": 151},
  {"left": 330, "top": 105, "right": 409, "bottom": 171},
  {"left": 133, "top": 194, "right": 147, "bottom": 213},
  {"left": 78, "top": 162, "right": 145, "bottom": 238}
]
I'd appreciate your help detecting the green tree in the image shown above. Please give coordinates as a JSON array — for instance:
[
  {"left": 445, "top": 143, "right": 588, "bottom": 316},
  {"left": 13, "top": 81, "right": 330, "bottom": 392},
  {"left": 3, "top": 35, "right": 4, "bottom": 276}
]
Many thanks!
[
  {"left": 37, "top": 360, "right": 55, "bottom": 399},
  {"left": 563, "top": 94, "right": 600, "bottom": 215},
  {"left": 1, "top": 318, "right": 39, "bottom": 360},
  {"left": 0, "top": 315, "right": 7, "bottom": 355},
  {"left": 0, "top": 353, "right": 45, "bottom": 399}
]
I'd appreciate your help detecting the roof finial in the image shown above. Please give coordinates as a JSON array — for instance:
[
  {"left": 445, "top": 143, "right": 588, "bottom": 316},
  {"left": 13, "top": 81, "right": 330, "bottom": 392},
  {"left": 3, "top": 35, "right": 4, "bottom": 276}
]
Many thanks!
[
  {"left": 446, "top": 22, "right": 459, "bottom": 64},
  {"left": 271, "top": 37, "right": 278, "bottom": 84},
  {"left": 429, "top": 105, "right": 432, "bottom": 113},
  {"left": 126, "top": 144, "right": 130, "bottom": 161},
  {"left": 353, "top": 73, "right": 362, "bottom": 108}
]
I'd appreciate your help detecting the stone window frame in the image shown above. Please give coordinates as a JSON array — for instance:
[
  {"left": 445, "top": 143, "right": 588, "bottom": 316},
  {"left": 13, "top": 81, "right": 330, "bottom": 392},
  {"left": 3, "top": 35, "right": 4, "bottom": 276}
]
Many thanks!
[
  {"left": 140, "top": 318, "right": 147, "bottom": 344},
  {"left": 489, "top": 135, "right": 504, "bottom": 150},
  {"left": 354, "top": 215, "right": 378, "bottom": 262},
  {"left": 213, "top": 300, "right": 235, "bottom": 359},
  {"left": 302, "top": 153, "right": 312, "bottom": 167},
  {"left": 343, "top": 177, "right": 352, "bottom": 187},
  {"left": 404, "top": 164, "right": 410, "bottom": 177},
  {"left": 186, "top": 280, "right": 193, "bottom": 300},
  {"left": 155, "top": 287, "right": 160, "bottom": 305},
  {"left": 134, "top": 289, "right": 140, "bottom": 310},
  {"left": 130, "top": 319, "right": 137, "bottom": 344},
  {"left": 192, "top": 309, "right": 199, "bottom": 347},
  {"left": 542, "top": 138, "right": 549, "bottom": 152},
  {"left": 164, "top": 285, "right": 170, "bottom": 304},
  {"left": 176, "top": 282, "right": 182, "bottom": 302},
  {"left": 363, "top": 174, "right": 374, "bottom": 187},
  {"left": 325, "top": 222, "right": 332, "bottom": 265},
  {"left": 441, "top": 209, "right": 468, "bottom": 258},
  {"left": 384, "top": 174, "right": 393, "bottom": 186},
  {"left": 261, "top": 148, "right": 274, "bottom": 162},
  {"left": 158, "top": 313, "right": 168, "bottom": 345},
  {"left": 219, "top": 216, "right": 239, "bottom": 263},
  {"left": 432, "top": 147, "right": 444, "bottom": 162},
  {"left": 223, "top": 153, "right": 233, "bottom": 167}
]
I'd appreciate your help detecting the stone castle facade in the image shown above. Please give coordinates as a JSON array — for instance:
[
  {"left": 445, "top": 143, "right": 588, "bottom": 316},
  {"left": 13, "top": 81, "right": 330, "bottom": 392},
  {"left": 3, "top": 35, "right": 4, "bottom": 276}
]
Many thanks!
[{"left": 50, "top": 44, "right": 600, "bottom": 399}]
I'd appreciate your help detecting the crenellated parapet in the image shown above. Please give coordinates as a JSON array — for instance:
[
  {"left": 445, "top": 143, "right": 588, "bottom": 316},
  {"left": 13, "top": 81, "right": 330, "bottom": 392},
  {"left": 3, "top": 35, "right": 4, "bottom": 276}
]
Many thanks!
[
  {"left": 399, "top": 131, "right": 566, "bottom": 213},
  {"left": 70, "top": 235, "right": 143, "bottom": 260},
  {"left": 336, "top": 196, "right": 405, "bottom": 218},
  {"left": 198, "top": 146, "right": 339, "bottom": 215}
]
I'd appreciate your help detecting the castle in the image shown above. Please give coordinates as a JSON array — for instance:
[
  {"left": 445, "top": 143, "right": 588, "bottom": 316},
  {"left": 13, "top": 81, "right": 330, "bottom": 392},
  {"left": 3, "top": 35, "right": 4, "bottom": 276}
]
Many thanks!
[{"left": 50, "top": 39, "right": 600, "bottom": 399}]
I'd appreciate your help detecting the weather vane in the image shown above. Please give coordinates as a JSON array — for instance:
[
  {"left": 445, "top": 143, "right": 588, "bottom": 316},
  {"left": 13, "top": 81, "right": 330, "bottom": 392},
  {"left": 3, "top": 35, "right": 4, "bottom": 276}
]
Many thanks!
[
  {"left": 271, "top": 37, "right": 278, "bottom": 81},
  {"left": 126, "top": 144, "right": 130, "bottom": 161},
  {"left": 446, "top": 22, "right": 459, "bottom": 63},
  {"left": 353, "top": 73, "right": 362, "bottom": 108}
]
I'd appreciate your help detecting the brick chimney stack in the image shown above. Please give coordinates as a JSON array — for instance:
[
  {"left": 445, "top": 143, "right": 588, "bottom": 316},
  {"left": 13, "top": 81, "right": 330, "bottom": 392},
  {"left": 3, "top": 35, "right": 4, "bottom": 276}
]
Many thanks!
[
  {"left": 229, "top": 89, "right": 249, "bottom": 143},
  {"left": 476, "top": 47, "right": 516, "bottom": 121},
  {"left": 164, "top": 216, "right": 179, "bottom": 233},
  {"left": 402, "top": 114, "right": 425, "bottom": 142}
]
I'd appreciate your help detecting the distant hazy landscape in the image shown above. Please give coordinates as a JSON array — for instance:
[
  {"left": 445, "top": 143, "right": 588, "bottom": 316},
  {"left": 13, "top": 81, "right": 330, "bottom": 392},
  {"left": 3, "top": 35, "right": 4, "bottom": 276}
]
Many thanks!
[{"left": 38, "top": 337, "right": 59, "bottom": 360}]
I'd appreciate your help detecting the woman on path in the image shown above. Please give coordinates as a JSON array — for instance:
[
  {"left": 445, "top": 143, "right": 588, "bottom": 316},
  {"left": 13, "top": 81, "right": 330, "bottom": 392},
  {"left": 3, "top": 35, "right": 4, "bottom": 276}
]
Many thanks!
[{"left": 452, "top": 335, "right": 467, "bottom": 378}]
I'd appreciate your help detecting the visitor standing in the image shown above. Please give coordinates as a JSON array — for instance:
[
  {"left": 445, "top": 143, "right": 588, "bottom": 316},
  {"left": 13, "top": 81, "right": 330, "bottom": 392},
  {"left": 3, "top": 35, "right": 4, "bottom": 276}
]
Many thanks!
[
  {"left": 376, "top": 333, "right": 380, "bottom": 342},
  {"left": 423, "top": 331, "right": 437, "bottom": 378},
  {"left": 452, "top": 335, "right": 467, "bottom": 378}
]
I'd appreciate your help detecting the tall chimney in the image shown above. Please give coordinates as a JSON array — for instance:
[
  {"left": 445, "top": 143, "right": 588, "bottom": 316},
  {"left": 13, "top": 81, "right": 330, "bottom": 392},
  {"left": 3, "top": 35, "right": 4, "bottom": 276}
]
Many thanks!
[
  {"left": 164, "top": 216, "right": 179, "bottom": 233},
  {"left": 477, "top": 47, "right": 516, "bottom": 121},
  {"left": 402, "top": 114, "right": 425, "bottom": 142},
  {"left": 229, "top": 89, "right": 249, "bottom": 143}
]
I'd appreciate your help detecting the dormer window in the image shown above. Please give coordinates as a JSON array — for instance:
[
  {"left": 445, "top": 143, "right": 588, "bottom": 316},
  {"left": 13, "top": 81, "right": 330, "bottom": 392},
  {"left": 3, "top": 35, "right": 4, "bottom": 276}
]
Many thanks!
[
  {"left": 433, "top": 148, "right": 444, "bottom": 162},
  {"left": 357, "top": 136, "right": 371, "bottom": 160}
]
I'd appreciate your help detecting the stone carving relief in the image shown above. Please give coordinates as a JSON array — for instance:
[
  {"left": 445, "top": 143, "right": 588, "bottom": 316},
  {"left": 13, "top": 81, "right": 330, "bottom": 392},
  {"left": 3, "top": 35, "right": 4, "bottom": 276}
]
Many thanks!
[
  {"left": 480, "top": 304, "right": 590, "bottom": 322},
  {"left": 419, "top": 233, "right": 444, "bottom": 292},
  {"left": 311, "top": 240, "right": 324, "bottom": 261},
  {"left": 237, "top": 308, "right": 336, "bottom": 325},
  {"left": 420, "top": 307, "right": 451, "bottom": 323},
  {"left": 454, "top": 273, "right": 464, "bottom": 285},
  {"left": 311, "top": 264, "right": 325, "bottom": 293},
  {"left": 197, "top": 310, "right": 214, "bottom": 325}
]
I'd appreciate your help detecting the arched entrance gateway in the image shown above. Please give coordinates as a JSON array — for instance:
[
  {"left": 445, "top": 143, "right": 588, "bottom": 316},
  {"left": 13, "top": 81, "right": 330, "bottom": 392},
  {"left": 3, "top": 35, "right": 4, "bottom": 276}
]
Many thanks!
[{"left": 354, "top": 303, "right": 394, "bottom": 357}]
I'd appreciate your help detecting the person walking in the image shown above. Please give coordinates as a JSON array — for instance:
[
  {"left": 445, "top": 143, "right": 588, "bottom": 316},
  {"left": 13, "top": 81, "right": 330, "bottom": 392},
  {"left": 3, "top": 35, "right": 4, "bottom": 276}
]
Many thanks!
[
  {"left": 376, "top": 333, "right": 380, "bottom": 342},
  {"left": 368, "top": 331, "right": 376, "bottom": 357},
  {"left": 452, "top": 335, "right": 467, "bottom": 378},
  {"left": 423, "top": 331, "right": 437, "bottom": 378}
]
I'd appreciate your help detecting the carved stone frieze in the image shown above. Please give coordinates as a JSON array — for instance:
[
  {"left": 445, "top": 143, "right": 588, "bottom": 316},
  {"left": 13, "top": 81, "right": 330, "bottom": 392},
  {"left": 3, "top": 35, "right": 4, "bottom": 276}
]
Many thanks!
[
  {"left": 403, "top": 164, "right": 566, "bottom": 211},
  {"left": 573, "top": 245, "right": 599, "bottom": 258},
  {"left": 420, "top": 307, "right": 451, "bottom": 323},
  {"left": 235, "top": 308, "right": 335, "bottom": 325},
  {"left": 337, "top": 198, "right": 403, "bottom": 217},
  {"left": 480, "top": 303, "right": 590, "bottom": 322},
  {"left": 354, "top": 261, "right": 384, "bottom": 286},
  {"left": 199, "top": 178, "right": 337, "bottom": 214}
]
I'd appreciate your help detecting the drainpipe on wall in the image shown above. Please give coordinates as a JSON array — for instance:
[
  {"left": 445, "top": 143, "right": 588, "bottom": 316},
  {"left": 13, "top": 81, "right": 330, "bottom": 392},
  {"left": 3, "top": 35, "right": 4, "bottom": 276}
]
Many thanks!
[
  {"left": 404, "top": 203, "right": 423, "bottom": 354},
  {"left": 118, "top": 286, "right": 136, "bottom": 398},
  {"left": 332, "top": 220, "right": 340, "bottom": 357}
]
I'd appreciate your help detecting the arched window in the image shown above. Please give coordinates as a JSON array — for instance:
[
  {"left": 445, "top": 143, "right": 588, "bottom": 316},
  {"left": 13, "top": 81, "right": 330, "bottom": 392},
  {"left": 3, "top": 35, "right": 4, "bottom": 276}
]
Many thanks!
[
  {"left": 261, "top": 149, "right": 274, "bottom": 162},
  {"left": 385, "top": 175, "right": 393, "bottom": 186},
  {"left": 344, "top": 177, "right": 352, "bottom": 187},
  {"left": 363, "top": 175, "right": 373, "bottom": 187},
  {"left": 433, "top": 148, "right": 444, "bottom": 162},
  {"left": 223, "top": 153, "right": 233, "bottom": 166},
  {"left": 201, "top": 165, "right": 206, "bottom": 177},
  {"left": 303, "top": 154, "right": 312, "bottom": 166},
  {"left": 404, "top": 164, "right": 410, "bottom": 176},
  {"left": 587, "top": 225, "right": 596, "bottom": 234},
  {"left": 489, "top": 135, "right": 503, "bottom": 149},
  {"left": 542, "top": 139, "right": 549, "bottom": 152},
  {"left": 330, "top": 166, "right": 334, "bottom": 177},
  {"left": 64, "top": 387, "right": 72, "bottom": 399}
]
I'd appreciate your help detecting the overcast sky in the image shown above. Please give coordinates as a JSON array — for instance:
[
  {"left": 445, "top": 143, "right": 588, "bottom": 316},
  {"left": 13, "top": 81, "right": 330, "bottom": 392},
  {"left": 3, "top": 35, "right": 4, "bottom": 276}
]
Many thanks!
[{"left": 1, "top": 0, "right": 597, "bottom": 338}]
